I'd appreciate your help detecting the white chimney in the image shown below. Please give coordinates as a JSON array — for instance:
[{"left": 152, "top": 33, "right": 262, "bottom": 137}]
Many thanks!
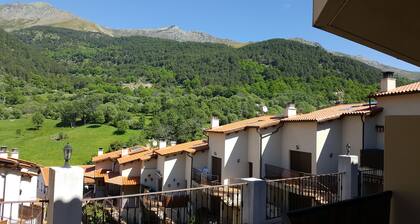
[
  {"left": 98, "top": 147, "right": 104, "bottom": 156},
  {"left": 0, "top": 146, "right": 7, "bottom": 159},
  {"left": 380, "top": 71, "right": 396, "bottom": 92},
  {"left": 121, "top": 147, "right": 129, "bottom": 157},
  {"left": 10, "top": 148, "right": 19, "bottom": 159},
  {"left": 170, "top": 141, "right": 177, "bottom": 146},
  {"left": 284, "top": 103, "right": 297, "bottom": 117},
  {"left": 151, "top": 140, "right": 158, "bottom": 148},
  {"left": 159, "top": 140, "right": 167, "bottom": 149},
  {"left": 211, "top": 117, "right": 220, "bottom": 128}
]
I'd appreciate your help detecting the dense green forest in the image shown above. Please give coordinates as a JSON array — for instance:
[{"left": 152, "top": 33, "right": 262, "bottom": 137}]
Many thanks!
[{"left": 0, "top": 26, "right": 409, "bottom": 147}]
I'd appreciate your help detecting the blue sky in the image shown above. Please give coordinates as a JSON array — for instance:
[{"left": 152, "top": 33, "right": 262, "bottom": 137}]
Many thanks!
[{"left": 2, "top": 0, "right": 420, "bottom": 71}]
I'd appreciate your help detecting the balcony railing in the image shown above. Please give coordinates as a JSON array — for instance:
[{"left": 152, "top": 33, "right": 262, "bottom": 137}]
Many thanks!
[
  {"left": 192, "top": 168, "right": 220, "bottom": 186},
  {"left": 82, "top": 182, "right": 247, "bottom": 224},
  {"left": 266, "top": 172, "right": 344, "bottom": 220},
  {"left": 358, "top": 168, "right": 383, "bottom": 197},
  {"left": 0, "top": 199, "right": 48, "bottom": 224}
]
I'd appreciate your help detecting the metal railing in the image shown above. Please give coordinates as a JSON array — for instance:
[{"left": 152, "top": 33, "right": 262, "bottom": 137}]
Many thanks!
[
  {"left": 82, "top": 182, "right": 247, "bottom": 224},
  {"left": 358, "top": 168, "right": 383, "bottom": 197},
  {"left": 191, "top": 168, "right": 220, "bottom": 186},
  {"left": 266, "top": 172, "right": 343, "bottom": 220},
  {"left": 0, "top": 199, "right": 48, "bottom": 224}
]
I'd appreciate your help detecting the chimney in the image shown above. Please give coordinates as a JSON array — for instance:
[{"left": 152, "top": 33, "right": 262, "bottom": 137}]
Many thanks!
[
  {"left": 159, "top": 140, "right": 167, "bottom": 149},
  {"left": 10, "top": 148, "right": 19, "bottom": 159},
  {"left": 170, "top": 141, "right": 177, "bottom": 146},
  {"left": 0, "top": 146, "right": 7, "bottom": 159},
  {"left": 211, "top": 117, "right": 220, "bottom": 128},
  {"left": 98, "top": 147, "right": 104, "bottom": 156},
  {"left": 121, "top": 146, "right": 129, "bottom": 157},
  {"left": 380, "top": 71, "right": 396, "bottom": 92},
  {"left": 284, "top": 102, "right": 297, "bottom": 117},
  {"left": 151, "top": 140, "right": 158, "bottom": 148}
]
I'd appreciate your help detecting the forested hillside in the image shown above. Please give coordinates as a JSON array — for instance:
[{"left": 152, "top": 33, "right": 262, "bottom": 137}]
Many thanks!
[{"left": 0, "top": 26, "right": 406, "bottom": 146}]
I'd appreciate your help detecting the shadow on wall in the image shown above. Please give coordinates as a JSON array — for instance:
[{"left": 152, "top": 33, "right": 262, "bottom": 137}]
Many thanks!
[
  {"left": 50, "top": 198, "right": 83, "bottom": 224},
  {"left": 317, "top": 123, "right": 342, "bottom": 174}
]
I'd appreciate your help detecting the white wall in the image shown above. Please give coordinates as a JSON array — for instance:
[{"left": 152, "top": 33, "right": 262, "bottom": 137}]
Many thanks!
[
  {"left": 316, "top": 120, "right": 342, "bottom": 174},
  {"left": 222, "top": 131, "right": 249, "bottom": 184},
  {"left": 140, "top": 159, "right": 158, "bottom": 191},
  {"left": 208, "top": 132, "right": 225, "bottom": 179},
  {"left": 19, "top": 175, "right": 38, "bottom": 201},
  {"left": 120, "top": 162, "right": 142, "bottom": 177},
  {"left": 159, "top": 154, "right": 187, "bottom": 191},
  {"left": 192, "top": 150, "right": 208, "bottom": 170},
  {"left": 247, "top": 128, "right": 260, "bottom": 178},
  {"left": 342, "top": 116, "right": 363, "bottom": 157},
  {"left": 364, "top": 115, "right": 378, "bottom": 149},
  {"left": 3, "top": 171, "right": 21, "bottom": 220},
  {"left": 185, "top": 155, "right": 192, "bottom": 188},
  {"left": 376, "top": 93, "right": 420, "bottom": 149},
  {"left": 260, "top": 127, "right": 283, "bottom": 177},
  {"left": 281, "top": 122, "right": 317, "bottom": 173}
]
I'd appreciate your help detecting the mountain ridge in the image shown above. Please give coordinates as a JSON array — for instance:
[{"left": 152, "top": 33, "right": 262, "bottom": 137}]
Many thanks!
[{"left": 0, "top": 2, "right": 418, "bottom": 79}]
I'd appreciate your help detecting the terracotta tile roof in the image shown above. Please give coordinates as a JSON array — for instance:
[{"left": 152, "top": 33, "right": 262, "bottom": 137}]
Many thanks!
[
  {"left": 372, "top": 81, "right": 420, "bottom": 97},
  {"left": 0, "top": 157, "right": 40, "bottom": 169},
  {"left": 92, "top": 150, "right": 122, "bottom": 163},
  {"left": 155, "top": 140, "right": 209, "bottom": 156},
  {"left": 282, "top": 103, "right": 382, "bottom": 122},
  {"left": 91, "top": 146, "right": 147, "bottom": 163},
  {"left": 117, "top": 149, "right": 155, "bottom": 164},
  {"left": 84, "top": 168, "right": 110, "bottom": 179},
  {"left": 104, "top": 173, "right": 140, "bottom": 186},
  {"left": 206, "top": 115, "right": 282, "bottom": 134}
]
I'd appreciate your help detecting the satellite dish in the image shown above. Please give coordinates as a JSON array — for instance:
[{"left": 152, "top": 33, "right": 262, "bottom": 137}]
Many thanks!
[{"left": 262, "top": 106, "right": 268, "bottom": 113}]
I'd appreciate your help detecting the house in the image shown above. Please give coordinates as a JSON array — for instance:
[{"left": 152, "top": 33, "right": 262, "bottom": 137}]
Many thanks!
[
  {"left": 85, "top": 146, "right": 147, "bottom": 197},
  {"left": 155, "top": 140, "right": 209, "bottom": 191},
  {"left": 205, "top": 101, "right": 381, "bottom": 184},
  {"left": 0, "top": 147, "right": 40, "bottom": 221},
  {"left": 313, "top": 1, "right": 420, "bottom": 223}
]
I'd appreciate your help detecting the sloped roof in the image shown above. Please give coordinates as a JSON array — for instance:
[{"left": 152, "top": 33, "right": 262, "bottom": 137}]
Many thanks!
[
  {"left": 92, "top": 150, "right": 122, "bottom": 163},
  {"left": 117, "top": 149, "right": 155, "bottom": 165},
  {"left": 84, "top": 168, "right": 110, "bottom": 179},
  {"left": 155, "top": 140, "right": 209, "bottom": 156},
  {"left": 372, "top": 81, "right": 420, "bottom": 97},
  {"left": 282, "top": 103, "right": 382, "bottom": 122},
  {"left": 104, "top": 173, "right": 140, "bottom": 186},
  {"left": 206, "top": 115, "right": 282, "bottom": 134}
]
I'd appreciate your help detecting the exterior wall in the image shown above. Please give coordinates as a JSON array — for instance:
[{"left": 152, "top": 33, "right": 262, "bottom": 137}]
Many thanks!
[
  {"left": 247, "top": 129, "right": 260, "bottom": 178},
  {"left": 185, "top": 155, "right": 192, "bottom": 188},
  {"left": 316, "top": 120, "right": 342, "bottom": 174},
  {"left": 208, "top": 132, "right": 225, "bottom": 178},
  {"left": 221, "top": 131, "right": 249, "bottom": 184},
  {"left": 140, "top": 159, "right": 157, "bottom": 191},
  {"left": 95, "top": 160, "right": 113, "bottom": 170},
  {"left": 158, "top": 154, "right": 187, "bottom": 191},
  {"left": 376, "top": 93, "right": 420, "bottom": 149},
  {"left": 261, "top": 127, "right": 282, "bottom": 177},
  {"left": 120, "top": 161, "right": 142, "bottom": 177},
  {"left": 3, "top": 171, "right": 21, "bottom": 220},
  {"left": 19, "top": 176, "right": 38, "bottom": 201},
  {"left": 364, "top": 115, "right": 378, "bottom": 149},
  {"left": 192, "top": 150, "right": 208, "bottom": 169},
  {"left": 342, "top": 116, "right": 363, "bottom": 157},
  {"left": 384, "top": 116, "right": 420, "bottom": 224},
  {"left": 37, "top": 176, "right": 48, "bottom": 199},
  {"left": 281, "top": 122, "right": 317, "bottom": 173}
]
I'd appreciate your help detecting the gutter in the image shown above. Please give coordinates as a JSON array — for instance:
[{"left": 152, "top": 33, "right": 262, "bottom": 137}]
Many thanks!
[{"left": 256, "top": 123, "right": 284, "bottom": 178}]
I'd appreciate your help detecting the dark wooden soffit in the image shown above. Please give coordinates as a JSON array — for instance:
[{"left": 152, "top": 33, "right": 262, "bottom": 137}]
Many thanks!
[{"left": 313, "top": 0, "right": 420, "bottom": 67}]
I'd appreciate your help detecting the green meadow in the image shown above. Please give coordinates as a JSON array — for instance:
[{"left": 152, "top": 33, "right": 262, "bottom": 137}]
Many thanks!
[{"left": 0, "top": 118, "right": 141, "bottom": 166}]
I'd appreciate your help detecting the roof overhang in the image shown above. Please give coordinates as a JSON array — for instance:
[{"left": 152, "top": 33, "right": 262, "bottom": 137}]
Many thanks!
[{"left": 313, "top": 0, "right": 420, "bottom": 67}]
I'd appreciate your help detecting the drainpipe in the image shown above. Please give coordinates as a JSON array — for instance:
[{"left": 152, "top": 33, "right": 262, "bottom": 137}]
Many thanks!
[
  {"left": 186, "top": 153, "right": 193, "bottom": 188},
  {"left": 256, "top": 123, "right": 284, "bottom": 178},
  {"left": 360, "top": 115, "right": 366, "bottom": 150}
]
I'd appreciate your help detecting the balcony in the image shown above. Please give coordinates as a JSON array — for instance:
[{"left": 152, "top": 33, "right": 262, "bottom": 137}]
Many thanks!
[{"left": 192, "top": 168, "right": 220, "bottom": 186}]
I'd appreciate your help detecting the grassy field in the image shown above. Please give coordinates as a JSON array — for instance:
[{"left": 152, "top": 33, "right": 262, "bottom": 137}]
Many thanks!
[{"left": 0, "top": 118, "right": 142, "bottom": 166}]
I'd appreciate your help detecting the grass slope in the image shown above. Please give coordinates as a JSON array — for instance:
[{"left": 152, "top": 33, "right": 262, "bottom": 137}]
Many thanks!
[{"left": 0, "top": 118, "right": 141, "bottom": 166}]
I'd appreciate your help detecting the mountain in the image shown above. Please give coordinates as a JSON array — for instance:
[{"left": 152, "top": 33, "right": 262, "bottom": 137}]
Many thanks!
[
  {"left": 334, "top": 53, "right": 420, "bottom": 81},
  {"left": 0, "top": 2, "right": 240, "bottom": 46}
]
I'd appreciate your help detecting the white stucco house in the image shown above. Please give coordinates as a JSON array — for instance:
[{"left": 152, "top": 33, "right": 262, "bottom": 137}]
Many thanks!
[
  {"left": 0, "top": 147, "right": 40, "bottom": 221},
  {"left": 205, "top": 101, "right": 382, "bottom": 183},
  {"left": 155, "top": 140, "right": 209, "bottom": 191}
]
